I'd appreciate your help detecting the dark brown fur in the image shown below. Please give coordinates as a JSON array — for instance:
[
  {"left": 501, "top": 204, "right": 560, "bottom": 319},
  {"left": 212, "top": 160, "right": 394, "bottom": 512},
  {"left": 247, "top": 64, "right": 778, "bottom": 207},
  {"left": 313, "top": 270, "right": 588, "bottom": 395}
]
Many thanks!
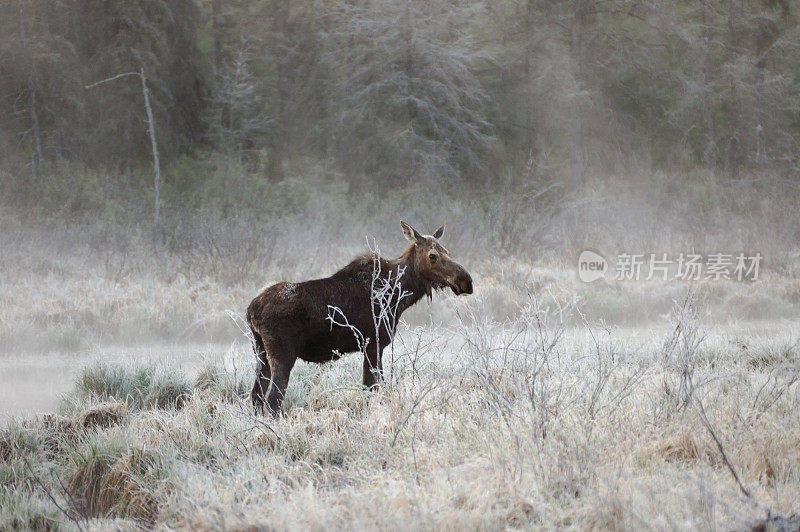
[{"left": 246, "top": 221, "right": 473, "bottom": 414}]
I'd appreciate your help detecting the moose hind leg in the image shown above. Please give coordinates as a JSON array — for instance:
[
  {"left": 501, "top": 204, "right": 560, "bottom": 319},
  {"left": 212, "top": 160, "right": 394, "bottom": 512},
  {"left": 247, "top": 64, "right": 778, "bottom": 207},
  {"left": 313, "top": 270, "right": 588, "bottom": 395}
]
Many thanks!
[
  {"left": 265, "top": 355, "right": 296, "bottom": 416},
  {"left": 250, "top": 329, "right": 271, "bottom": 412},
  {"left": 251, "top": 358, "right": 272, "bottom": 413}
]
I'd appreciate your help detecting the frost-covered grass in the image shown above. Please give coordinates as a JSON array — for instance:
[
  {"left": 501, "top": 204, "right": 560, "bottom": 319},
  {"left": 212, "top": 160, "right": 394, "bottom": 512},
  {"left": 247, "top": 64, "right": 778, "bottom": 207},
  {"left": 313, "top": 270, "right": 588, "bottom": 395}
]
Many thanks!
[{"left": 2, "top": 298, "right": 799, "bottom": 530}]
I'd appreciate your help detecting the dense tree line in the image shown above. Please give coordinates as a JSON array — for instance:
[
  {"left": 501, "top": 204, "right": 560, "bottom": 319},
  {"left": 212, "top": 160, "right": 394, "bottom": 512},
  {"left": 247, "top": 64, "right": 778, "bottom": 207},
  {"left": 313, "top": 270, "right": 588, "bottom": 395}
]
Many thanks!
[{"left": 1, "top": 0, "right": 798, "bottom": 186}]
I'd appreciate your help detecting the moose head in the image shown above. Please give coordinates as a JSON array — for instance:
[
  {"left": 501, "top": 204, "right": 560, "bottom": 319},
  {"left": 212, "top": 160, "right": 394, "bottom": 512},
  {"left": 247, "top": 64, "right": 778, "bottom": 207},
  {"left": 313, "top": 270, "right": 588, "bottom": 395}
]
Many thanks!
[{"left": 400, "top": 220, "right": 473, "bottom": 296}]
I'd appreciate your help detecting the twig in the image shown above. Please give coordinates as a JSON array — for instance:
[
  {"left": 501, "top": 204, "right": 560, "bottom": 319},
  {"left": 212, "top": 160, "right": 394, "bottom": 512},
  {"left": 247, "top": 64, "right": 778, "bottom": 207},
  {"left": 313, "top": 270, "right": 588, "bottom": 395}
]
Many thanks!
[
  {"left": 693, "top": 397, "right": 751, "bottom": 498},
  {"left": 84, "top": 71, "right": 140, "bottom": 89},
  {"left": 25, "top": 459, "right": 87, "bottom": 531}
]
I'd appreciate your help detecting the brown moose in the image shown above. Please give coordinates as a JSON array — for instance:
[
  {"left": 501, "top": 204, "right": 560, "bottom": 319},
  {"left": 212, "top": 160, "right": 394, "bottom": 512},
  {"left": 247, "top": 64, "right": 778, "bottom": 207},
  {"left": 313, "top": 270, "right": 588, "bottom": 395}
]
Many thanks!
[{"left": 246, "top": 221, "right": 474, "bottom": 414}]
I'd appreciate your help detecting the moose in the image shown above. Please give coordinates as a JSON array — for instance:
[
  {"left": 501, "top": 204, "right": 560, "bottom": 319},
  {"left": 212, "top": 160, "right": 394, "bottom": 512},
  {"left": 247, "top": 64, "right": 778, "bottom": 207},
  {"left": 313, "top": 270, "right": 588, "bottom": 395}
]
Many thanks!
[{"left": 246, "top": 221, "right": 474, "bottom": 414}]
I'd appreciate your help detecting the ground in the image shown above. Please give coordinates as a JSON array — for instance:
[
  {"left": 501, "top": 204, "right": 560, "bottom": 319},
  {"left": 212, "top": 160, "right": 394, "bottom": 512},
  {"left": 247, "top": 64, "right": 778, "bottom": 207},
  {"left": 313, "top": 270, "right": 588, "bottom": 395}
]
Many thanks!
[{"left": 2, "top": 290, "right": 799, "bottom": 530}]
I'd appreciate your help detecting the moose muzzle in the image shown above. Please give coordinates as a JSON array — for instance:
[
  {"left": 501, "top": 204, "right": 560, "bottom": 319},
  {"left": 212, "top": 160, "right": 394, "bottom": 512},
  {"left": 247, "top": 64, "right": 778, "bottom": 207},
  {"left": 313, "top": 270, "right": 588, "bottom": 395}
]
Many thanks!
[{"left": 450, "top": 266, "right": 473, "bottom": 296}]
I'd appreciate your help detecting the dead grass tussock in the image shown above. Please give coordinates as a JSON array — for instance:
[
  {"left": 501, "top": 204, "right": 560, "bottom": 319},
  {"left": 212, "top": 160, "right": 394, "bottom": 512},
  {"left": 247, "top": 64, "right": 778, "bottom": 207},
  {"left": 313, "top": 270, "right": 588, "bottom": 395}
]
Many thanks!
[
  {"left": 77, "top": 401, "right": 127, "bottom": 430},
  {"left": 650, "top": 431, "right": 717, "bottom": 465},
  {"left": 745, "top": 447, "right": 776, "bottom": 485},
  {"left": 76, "top": 363, "right": 192, "bottom": 411},
  {"left": 68, "top": 446, "right": 165, "bottom": 525},
  {"left": 1, "top": 422, "right": 45, "bottom": 464},
  {"left": 36, "top": 413, "right": 75, "bottom": 434},
  {"left": 138, "top": 392, "right": 226, "bottom": 455},
  {"left": 305, "top": 380, "right": 370, "bottom": 415},
  {"left": 8, "top": 404, "right": 127, "bottom": 462},
  {"left": 0, "top": 437, "right": 12, "bottom": 463},
  {"left": 740, "top": 433, "right": 800, "bottom": 486},
  {"left": 505, "top": 497, "right": 538, "bottom": 528}
]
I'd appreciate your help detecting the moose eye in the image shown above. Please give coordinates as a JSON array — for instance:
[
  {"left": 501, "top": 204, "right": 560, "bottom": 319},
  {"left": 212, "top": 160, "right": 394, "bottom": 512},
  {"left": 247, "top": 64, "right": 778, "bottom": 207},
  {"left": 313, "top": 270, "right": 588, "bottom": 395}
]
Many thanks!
[{"left": 429, "top": 252, "right": 437, "bottom": 262}]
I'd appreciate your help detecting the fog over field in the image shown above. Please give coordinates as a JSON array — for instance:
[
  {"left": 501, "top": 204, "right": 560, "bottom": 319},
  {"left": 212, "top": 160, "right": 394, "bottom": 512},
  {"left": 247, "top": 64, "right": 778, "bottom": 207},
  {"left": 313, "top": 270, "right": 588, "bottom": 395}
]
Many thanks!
[{"left": 2, "top": 1, "right": 800, "bottom": 530}]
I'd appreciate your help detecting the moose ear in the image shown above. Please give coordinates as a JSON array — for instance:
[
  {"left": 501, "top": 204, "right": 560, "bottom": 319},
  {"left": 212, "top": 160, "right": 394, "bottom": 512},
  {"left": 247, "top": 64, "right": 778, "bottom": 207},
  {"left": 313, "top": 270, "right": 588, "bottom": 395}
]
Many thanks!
[
  {"left": 432, "top": 224, "right": 445, "bottom": 239},
  {"left": 400, "top": 220, "right": 424, "bottom": 244}
]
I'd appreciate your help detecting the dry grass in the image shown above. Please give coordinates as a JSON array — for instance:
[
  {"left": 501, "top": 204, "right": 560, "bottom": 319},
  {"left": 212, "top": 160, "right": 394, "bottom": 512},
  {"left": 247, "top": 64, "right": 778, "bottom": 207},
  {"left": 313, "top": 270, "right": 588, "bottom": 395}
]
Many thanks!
[
  {"left": 1, "top": 303, "right": 798, "bottom": 530},
  {"left": 67, "top": 446, "right": 163, "bottom": 524},
  {"left": 653, "top": 431, "right": 712, "bottom": 464}
]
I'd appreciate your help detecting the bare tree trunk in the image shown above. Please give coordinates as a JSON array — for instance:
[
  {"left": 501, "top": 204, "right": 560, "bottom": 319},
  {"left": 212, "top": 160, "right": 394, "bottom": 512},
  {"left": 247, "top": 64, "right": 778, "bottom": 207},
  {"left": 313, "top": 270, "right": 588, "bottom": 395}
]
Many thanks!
[
  {"left": 701, "top": 0, "right": 717, "bottom": 170},
  {"left": 268, "top": 0, "right": 290, "bottom": 180},
  {"left": 756, "top": 124, "right": 766, "bottom": 179},
  {"left": 140, "top": 68, "right": 161, "bottom": 233},
  {"left": 404, "top": 0, "right": 415, "bottom": 175},
  {"left": 569, "top": 0, "right": 588, "bottom": 188},
  {"left": 524, "top": 0, "right": 534, "bottom": 154},
  {"left": 85, "top": 69, "right": 162, "bottom": 234},
  {"left": 29, "top": 87, "right": 44, "bottom": 173},
  {"left": 723, "top": 0, "right": 740, "bottom": 178},
  {"left": 20, "top": 2, "right": 43, "bottom": 176},
  {"left": 212, "top": 0, "right": 223, "bottom": 75}
]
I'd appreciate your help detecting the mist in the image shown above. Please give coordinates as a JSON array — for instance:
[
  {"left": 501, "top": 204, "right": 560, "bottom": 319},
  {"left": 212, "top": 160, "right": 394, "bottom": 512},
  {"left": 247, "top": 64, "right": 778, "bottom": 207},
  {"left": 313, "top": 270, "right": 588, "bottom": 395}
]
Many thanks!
[{"left": 1, "top": 1, "right": 799, "bottom": 529}]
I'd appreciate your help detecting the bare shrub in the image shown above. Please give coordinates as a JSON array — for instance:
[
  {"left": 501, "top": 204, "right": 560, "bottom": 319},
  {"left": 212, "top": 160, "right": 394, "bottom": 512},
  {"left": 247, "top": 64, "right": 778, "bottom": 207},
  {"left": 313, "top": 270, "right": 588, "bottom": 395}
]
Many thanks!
[
  {"left": 660, "top": 296, "right": 707, "bottom": 411},
  {"left": 172, "top": 214, "right": 275, "bottom": 286},
  {"left": 456, "top": 289, "right": 575, "bottom": 441},
  {"left": 484, "top": 153, "right": 565, "bottom": 257}
]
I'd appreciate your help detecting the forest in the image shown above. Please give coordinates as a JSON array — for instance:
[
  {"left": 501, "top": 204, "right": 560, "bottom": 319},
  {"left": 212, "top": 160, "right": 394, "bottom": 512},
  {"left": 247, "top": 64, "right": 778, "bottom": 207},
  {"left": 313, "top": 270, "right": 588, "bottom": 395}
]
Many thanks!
[
  {"left": 2, "top": 1, "right": 799, "bottom": 196},
  {"left": 2, "top": 1, "right": 800, "bottom": 530}
]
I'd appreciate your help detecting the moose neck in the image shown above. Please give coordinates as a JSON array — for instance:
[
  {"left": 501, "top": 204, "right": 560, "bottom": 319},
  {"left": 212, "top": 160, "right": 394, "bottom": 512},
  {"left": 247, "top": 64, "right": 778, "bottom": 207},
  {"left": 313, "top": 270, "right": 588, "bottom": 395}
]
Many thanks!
[{"left": 389, "top": 245, "right": 429, "bottom": 316}]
